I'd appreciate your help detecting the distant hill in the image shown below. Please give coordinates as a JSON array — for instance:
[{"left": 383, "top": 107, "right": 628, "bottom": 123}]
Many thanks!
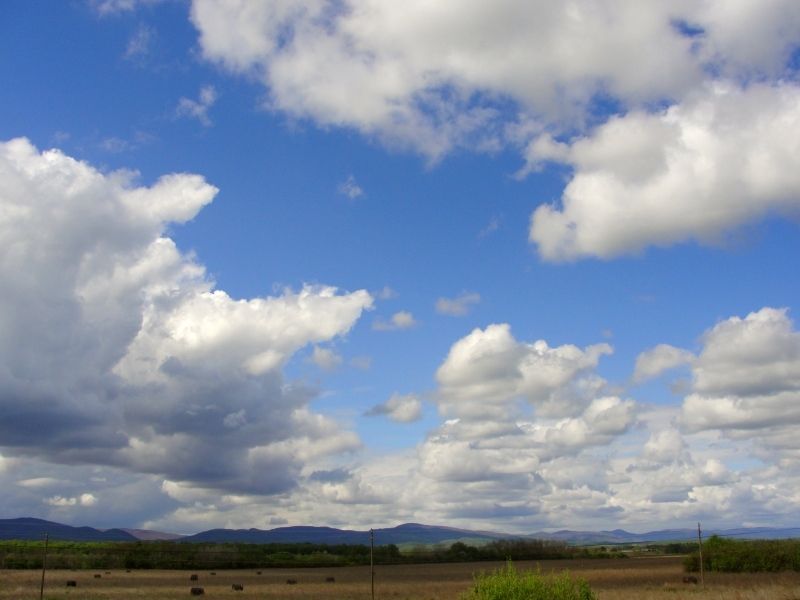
[
  {"left": 2, "top": 517, "right": 798, "bottom": 545},
  {"left": 181, "top": 522, "right": 503, "bottom": 545},
  {"left": 0, "top": 518, "right": 136, "bottom": 542},
  {"left": 528, "top": 527, "right": 800, "bottom": 545},
  {"left": 120, "top": 528, "right": 184, "bottom": 541}
]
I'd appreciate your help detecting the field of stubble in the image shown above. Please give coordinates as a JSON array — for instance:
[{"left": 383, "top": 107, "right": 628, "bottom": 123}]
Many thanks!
[{"left": 2, "top": 557, "right": 800, "bottom": 600}]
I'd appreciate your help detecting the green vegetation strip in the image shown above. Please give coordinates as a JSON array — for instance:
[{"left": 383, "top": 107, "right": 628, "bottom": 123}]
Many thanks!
[{"left": 0, "top": 538, "right": 626, "bottom": 570}]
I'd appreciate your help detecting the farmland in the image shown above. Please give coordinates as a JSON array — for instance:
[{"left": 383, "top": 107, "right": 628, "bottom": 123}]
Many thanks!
[{"left": 2, "top": 557, "right": 800, "bottom": 600}]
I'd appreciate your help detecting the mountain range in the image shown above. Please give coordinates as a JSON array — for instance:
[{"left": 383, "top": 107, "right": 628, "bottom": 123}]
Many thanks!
[{"left": 2, "top": 517, "right": 798, "bottom": 546}]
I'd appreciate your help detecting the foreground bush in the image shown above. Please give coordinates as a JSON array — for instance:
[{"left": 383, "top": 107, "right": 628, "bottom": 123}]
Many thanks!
[{"left": 463, "top": 562, "right": 596, "bottom": 600}]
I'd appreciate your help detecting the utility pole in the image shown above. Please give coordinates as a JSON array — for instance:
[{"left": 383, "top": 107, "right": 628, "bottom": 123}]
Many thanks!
[
  {"left": 39, "top": 533, "right": 49, "bottom": 600},
  {"left": 370, "top": 528, "right": 375, "bottom": 600},
  {"left": 697, "top": 522, "right": 704, "bottom": 588}
]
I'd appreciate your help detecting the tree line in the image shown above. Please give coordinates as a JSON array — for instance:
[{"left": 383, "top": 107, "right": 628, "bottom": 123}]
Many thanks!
[{"left": 0, "top": 538, "right": 626, "bottom": 570}]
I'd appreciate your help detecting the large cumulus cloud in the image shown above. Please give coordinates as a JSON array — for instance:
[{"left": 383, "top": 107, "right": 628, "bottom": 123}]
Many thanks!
[
  {"left": 436, "top": 323, "right": 613, "bottom": 419},
  {"left": 399, "top": 324, "right": 636, "bottom": 526},
  {"left": 188, "top": 1, "right": 800, "bottom": 259},
  {"left": 190, "top": 0, "right": 800, "bottom": 159},
  {"left": 529, "top": 84, "right": 800, "bottom": 260},
  {"left": 681, "top": 308, "right": 800, "bottom": 465},
  {"left": 0, "top": 138, "right": 373, "bottom": 496}
]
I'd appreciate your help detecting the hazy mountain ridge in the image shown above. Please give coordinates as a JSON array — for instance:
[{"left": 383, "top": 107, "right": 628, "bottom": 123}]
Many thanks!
[
  {"left": 181, "top": 522, "right": 503, "bottom": 545},
  {"left": 2, "top": 518, "right": 797, "bottom": 545},
  {"left": 119, "top": 528, "right": 184, "bottom": 541},
  {"left": 0, "top": 517, "right": 137, "bottom": 542}
]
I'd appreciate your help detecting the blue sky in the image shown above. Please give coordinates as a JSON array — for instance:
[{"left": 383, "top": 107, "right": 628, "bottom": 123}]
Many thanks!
[{"left": 1, "top": 0, "right": 799, "bottom": 534}]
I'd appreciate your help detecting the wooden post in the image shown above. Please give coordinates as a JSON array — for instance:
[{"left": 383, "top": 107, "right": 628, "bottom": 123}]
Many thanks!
[
  {"left": 697, "top": 522, "right": 704, "bottom": 588},
  {"left": 370, "top": 528, "right": 375, "bottom": 600},
  {"left": 39, "top": 533, "right": 49, "bottom": 600}
]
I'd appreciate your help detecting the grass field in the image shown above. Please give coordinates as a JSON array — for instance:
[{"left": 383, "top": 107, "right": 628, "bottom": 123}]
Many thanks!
[{"left": 2, "top": 557, "right": 800, "bottom": 599}]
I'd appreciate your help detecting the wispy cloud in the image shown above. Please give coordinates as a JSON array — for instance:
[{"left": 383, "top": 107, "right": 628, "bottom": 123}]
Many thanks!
[
  {"left": 90, "top": 0, "right": 162, "bottom": 16},
  {"left": 373, "top": 311, "right": 417, "bottom": 331},
  {"left": 374, "top": 286, "right": 397, "bottom": 300},
  {"left": 98, "top": 131, "right": 154, "bottom": 154},
  {"left": 338, "top": 175, "right": 364, "bottom": 200},
  {"left": 176, "top": 85, "right": 218, "bottom": 127},
  {"left": 436, "top": 292, "right": 481, "bottom": 317},
  {"left": 308, "top": 346, "right": 343, "bottom": 371},
  {"left": 124, "top": 24, "right": 154, "bottom": 60},
  {"left": 365, "top": 393, "right": 422, "bottom": 423},
  {"left": 478, "top": 215, "right": 501, "bottom": 238}
]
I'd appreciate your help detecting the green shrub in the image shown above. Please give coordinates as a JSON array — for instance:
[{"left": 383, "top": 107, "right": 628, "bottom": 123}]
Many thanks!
[
  {"left": 462, "top": 562, "right": 596, "bottom": 600},
  {"left": 684, "top": 536, "right": 800, "bottom": 573}
]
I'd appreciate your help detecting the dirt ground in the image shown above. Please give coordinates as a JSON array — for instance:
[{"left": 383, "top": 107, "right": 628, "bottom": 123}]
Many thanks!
[{"left": 2, "top": 557, "right": 800, "bottom": 599}]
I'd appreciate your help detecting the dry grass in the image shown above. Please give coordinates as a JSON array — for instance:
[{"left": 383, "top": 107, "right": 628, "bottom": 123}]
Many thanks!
[{"left": 2, "top": 557, "right": 799, "bottom": 599}]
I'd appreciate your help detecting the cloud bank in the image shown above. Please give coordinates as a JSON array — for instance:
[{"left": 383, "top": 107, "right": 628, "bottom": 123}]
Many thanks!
[
  {"left": 189, "top": 0, "right": 800, "bottom": 259},
  {"left": 0, "top": 138, "right": 373, "bottom": 498}
]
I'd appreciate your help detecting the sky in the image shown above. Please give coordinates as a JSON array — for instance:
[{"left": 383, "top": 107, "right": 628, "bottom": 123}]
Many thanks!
[{"left": 0, "top": 0, "right": 799, "bottom": 535}]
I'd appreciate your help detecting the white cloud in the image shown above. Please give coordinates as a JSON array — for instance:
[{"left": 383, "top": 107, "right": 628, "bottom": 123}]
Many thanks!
[
  {"left": 337, "top": 175, "right": 364, "bottom": 200},
  {"left": 435, "top": 292, "right": 480, "bottom": 317},
  {"left": 16, "top": 477, "right": 63, "bottom": 489},
  {"left": 0, "top": 137, "right": 373, "bottom": 497},
  {"left": 366, "top": 393, "right": 422, "bottom": 423},
  {"left": 80, "top": 493, "right": 98, "bottom": 506},
  {"left": 190, "top": 0, "right": 800, "bottom": 159},
  {"left": 675, "top": 308, "right": 800, "bottom": 477},
  {"left": 176, "top": 85, "right": 218, "bottom": 127},
  {"left": 43, "top": 492, "right": 97, "bottom": 508},
  {"left": 373, "top": 310, "right": 416, "bottom": 331},
  {"left": 45, "top": 496, "right": 77, "bottom": 507},
  {"left": 537, "top": 396, "right": 636, "bottom": 459},
  {"left": 393, "top": 324, "right": 635, "bottom": 514},
  {"left": 633, "top": 344, "right": 695, "bottom": 383},
  {"left": 681, "top": 308, "right": 800, "bottom": 431},
  {"left": 436, "top": 323, "right": 612, "bottom": 419},
  {"left": 693, "top": 307, "right": 800, "bottom": 398},
  {"left": 642, "top": 429, "right": 689, "bottom": 465},
  {"left": 308, "top": 346, "right": 343, "bottom": 371},
  {"left": 529, "top": 83, "right": 800, "bottom": 260}
]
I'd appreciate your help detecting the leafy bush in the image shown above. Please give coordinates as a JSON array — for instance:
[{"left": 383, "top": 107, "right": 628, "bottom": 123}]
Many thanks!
[
  {"left": 685, "top": 536, "right": 800, "bottom": 573},
  {"left": 462, "top": 562, "right": 596, "bottom": 600}
]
